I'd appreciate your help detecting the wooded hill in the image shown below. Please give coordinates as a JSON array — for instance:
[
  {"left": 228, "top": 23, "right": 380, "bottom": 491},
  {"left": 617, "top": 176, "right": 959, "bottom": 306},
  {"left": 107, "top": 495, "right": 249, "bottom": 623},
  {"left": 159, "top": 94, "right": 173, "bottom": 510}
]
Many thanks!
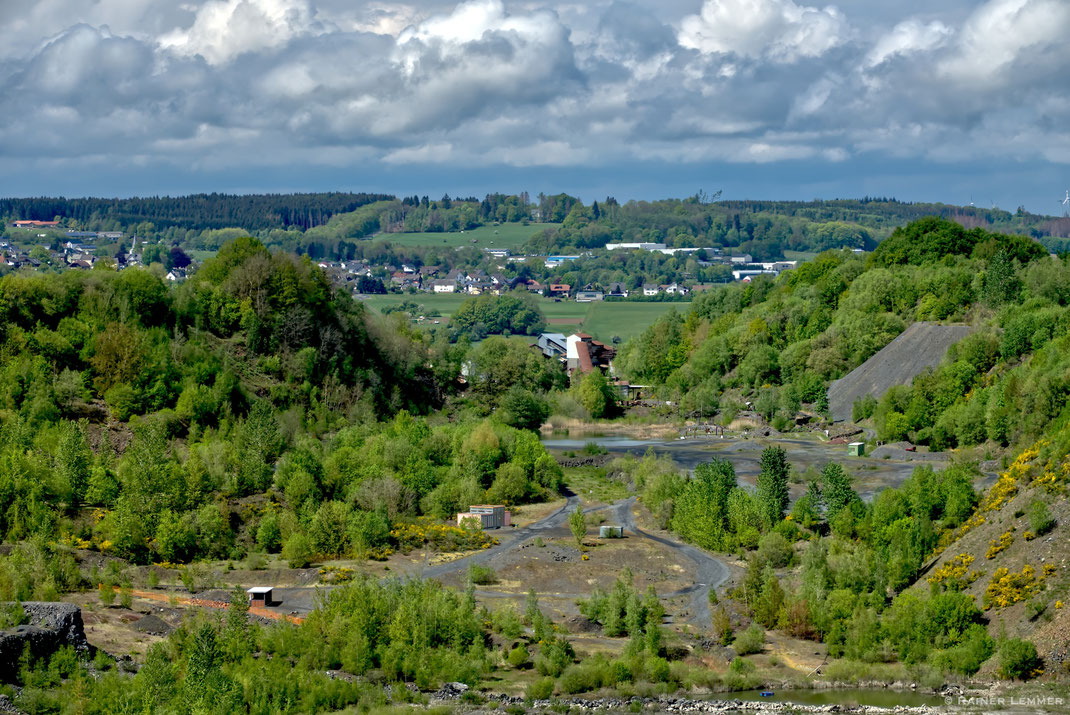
[{"left": 618, "top": 216, "right": 1065, "bottom": 454}]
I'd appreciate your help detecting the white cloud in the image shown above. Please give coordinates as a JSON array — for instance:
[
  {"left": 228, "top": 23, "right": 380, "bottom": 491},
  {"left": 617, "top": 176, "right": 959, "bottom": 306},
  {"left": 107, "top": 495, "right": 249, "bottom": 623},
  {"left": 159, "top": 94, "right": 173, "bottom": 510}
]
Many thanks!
[
  {"left": 865, "top": 18, "right": 952, "bottom": 68},
  {"left": 678, "top": 0, "right": 849, "bottom": 62},
  {"left": 938, "top": 0, "right": 1070, "bottom": 83},
  {"left": 159, "top": 0, "right": 329, "bottom": 64}
]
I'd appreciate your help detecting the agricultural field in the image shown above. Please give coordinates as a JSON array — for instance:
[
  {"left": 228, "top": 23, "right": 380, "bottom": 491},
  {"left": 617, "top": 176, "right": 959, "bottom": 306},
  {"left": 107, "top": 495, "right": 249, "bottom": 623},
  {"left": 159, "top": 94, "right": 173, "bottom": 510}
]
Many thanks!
[
  {"left": 372, "top": 222, "right": 559, "bottom": 249},
  {"left": 583, "top": 301, "right": 690, "bottom": 343},
  {"left": 359, "top": 292, "right": 689, "bottom": 344}
]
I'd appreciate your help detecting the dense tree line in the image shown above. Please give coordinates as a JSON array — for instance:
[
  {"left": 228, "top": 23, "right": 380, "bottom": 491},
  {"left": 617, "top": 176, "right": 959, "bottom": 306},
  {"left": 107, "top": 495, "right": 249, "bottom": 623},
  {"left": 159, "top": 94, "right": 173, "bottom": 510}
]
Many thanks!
[
  {"left": 524, "top": 197, "right": 1065, "bottom": 260},
  {"left": 0, "top": 193, "right": 395, "bottom": 232}
]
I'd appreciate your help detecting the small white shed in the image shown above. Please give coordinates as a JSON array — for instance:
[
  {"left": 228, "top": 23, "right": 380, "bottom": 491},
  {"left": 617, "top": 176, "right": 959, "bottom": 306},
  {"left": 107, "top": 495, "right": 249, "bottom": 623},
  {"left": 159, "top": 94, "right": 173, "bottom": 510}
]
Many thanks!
[{"left": 247, "top": 586, "right": 273, "bottom": 606}]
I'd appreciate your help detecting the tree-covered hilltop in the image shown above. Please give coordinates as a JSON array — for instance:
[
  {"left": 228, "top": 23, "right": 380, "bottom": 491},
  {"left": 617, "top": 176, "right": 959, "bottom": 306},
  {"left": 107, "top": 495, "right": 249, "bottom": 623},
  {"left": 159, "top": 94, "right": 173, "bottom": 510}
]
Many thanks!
[
  {"left": 0, "top": 236, "right": 572, "bottom": 571},
  {"left": 616, "top": 217, "right": 1065, "bottom": 452},
  {"left": 523, "top": 196, "right": 1067, "bottom": 260}
]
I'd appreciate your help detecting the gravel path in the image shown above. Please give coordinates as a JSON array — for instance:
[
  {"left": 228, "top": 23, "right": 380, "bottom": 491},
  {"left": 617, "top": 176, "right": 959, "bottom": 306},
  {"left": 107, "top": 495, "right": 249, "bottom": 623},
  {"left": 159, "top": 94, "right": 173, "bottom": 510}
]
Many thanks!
[
  {"left": 612, "top": 497, "right": 730, "bottom": 629},
  {"left": 421, "top": 490, "right": 584, "bottom": 579},
  {"left": 420, "top": 492, "right": 731, "bottom": 629}
]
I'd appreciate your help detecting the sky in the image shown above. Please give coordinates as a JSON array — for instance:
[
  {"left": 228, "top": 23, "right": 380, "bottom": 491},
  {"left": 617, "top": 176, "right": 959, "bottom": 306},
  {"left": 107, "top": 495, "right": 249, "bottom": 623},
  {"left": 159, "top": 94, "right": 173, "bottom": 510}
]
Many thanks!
[{"left": 0, "top": 0, "right": 1068, "bottom": 214}]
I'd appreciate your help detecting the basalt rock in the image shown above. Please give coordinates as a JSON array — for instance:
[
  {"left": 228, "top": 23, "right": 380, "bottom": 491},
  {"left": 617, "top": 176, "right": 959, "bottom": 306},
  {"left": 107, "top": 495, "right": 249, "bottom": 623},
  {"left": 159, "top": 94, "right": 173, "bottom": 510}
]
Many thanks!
[{"left": 0, "top": 603, "right": 91, "bottom": 681}]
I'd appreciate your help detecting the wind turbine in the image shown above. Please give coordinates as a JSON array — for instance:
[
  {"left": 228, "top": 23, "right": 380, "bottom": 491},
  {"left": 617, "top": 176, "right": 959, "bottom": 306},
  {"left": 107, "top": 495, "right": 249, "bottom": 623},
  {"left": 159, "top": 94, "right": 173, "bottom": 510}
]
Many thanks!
[{"left": 1062, "top": 190, "right": 1070, "bottom": 216}]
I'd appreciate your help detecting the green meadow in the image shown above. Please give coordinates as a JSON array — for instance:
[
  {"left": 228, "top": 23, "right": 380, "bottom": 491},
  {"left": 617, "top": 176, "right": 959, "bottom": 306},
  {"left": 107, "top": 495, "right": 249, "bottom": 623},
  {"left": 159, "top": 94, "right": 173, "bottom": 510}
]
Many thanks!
[{"left": 360, "top": 292, "right": 689, "bottom": 344}]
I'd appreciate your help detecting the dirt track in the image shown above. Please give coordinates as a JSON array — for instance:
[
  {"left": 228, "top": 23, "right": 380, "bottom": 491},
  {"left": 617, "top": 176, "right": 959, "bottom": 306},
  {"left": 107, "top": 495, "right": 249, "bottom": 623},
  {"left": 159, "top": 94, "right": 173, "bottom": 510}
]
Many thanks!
[{"left": 418, "top": 492, "right": 730, "bottom": 629}]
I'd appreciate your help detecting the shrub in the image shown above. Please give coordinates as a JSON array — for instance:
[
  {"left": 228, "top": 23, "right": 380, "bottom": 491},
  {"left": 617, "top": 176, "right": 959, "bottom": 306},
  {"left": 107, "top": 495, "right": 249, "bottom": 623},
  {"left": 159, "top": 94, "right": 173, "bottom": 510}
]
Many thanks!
[
  {"left": 757, "top": 532, "right": 793, "bottom": 568},
  {"left": 734, "top": 624, "right": 765, "bottom": 655},
  {"left": 569, "top": 506, "right": 586, "bottom": 549},
  {"left": 852, "top": 395, "right": 877, "bottom": 422},
  {"left": 491, "top": 606, "right": 524, "bottom": 639},
  {"left": 245, "top": 551, "right": 268, "bottom": 571},
  {"left": 104, "top": 384, "right": 139, "bottom": 421},
  {"left": 98, "top": 582, "right": 115, "bottom": 606},
  {"left": 282, "top": 532, "right": 313, "bottom": 568},
  {"left": 1027, "top": 500, "right": 1055, "bottom": 537},
  {"left": 928, "top": 624, "right": 994, "bottom": 675},
  {"left": 507, "top": 644, "right": 530, "bottom": 669},
  {"left": 928, "top": 553, "right": 983, "bottom": 590},
  {"left": 984, "top": 565, "right": 1044, "bottom": 609},
  {"left": 646, "top": 656, "right": 672, "bottom": 684},
  {"left": 998, "top": 638, "right": 1041, "bottom": 680},
  {"left": 986, "top": 530, "right": 1014, "bottom": 559},
  {"left": 467, "top": 564, "right": 498, "bottom": 585},
  {"left": 558, "top": 664, "right": 600, "bottom": 694},
  {"left": 712, "top": 606, "right": 733, "bottom": 646},
  {"left": 0, "top": 602, "right": 27, "bottom": 629},
  {"left": 536, "top": 637, "right": 575, "bottom": 677},
  {"left": 526, "top": 676, "right": 555, "bottom": 701},
  {"left": 729, "top": 656, "right": 754, "bottom": 675},
  {"left": 256, "top": 512, "right": 282, "bottom": 553}
]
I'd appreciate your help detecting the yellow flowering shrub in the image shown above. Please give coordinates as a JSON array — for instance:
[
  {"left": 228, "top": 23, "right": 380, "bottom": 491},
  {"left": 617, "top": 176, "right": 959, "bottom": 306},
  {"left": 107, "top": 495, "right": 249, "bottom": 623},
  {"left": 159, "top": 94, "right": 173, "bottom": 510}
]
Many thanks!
[
  {"left": 983, "top": 565, "right": 1046, "bottom": 610},
  {"left": 390, "top": 518, "right": 499, "bottom": 553},
  {"left": 928, "top": 553, "right": 983, "bottom": 589},
  {"left": 318, "top": 565, "right": 356, "bottom": 584},
  {"left": 934, "top": 441, "right": 1048, "bottom": 554},
  {"left": 61, "top": 535, "right": 92, "bottom": 550},
  {"left": 986, "top": 530, "right": 1014, "bottom": 559}
]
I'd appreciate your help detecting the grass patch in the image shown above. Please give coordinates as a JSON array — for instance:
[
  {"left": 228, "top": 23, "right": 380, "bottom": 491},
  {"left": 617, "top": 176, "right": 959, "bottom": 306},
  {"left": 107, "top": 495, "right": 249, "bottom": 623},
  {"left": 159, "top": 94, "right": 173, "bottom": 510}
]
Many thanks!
[
  {"left": 582, "top": 302, "right": 691, "bottom": 344},
  {"left": 359, "top": 294, "right": 688, "bottom": 345},
  {"left": 563, "top": 467, "right": 632, "bottom": 503}
]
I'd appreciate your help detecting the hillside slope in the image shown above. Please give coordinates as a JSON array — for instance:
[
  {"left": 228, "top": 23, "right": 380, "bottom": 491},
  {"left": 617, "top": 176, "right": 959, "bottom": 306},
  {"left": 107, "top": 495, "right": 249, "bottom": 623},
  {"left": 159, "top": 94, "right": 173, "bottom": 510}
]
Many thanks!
[
  {"left": 920, "top": 439, "right": 1070, "bottom": 672},
  {"left": 827, "top": 322, "right": 975, "bottom": 422}
]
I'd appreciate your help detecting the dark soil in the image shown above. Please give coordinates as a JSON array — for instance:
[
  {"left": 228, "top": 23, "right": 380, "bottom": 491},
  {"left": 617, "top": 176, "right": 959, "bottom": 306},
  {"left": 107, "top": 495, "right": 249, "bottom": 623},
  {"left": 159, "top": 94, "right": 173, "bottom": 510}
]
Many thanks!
[{"left": 132, "top": 614, "right": 173, "bottom": 636}]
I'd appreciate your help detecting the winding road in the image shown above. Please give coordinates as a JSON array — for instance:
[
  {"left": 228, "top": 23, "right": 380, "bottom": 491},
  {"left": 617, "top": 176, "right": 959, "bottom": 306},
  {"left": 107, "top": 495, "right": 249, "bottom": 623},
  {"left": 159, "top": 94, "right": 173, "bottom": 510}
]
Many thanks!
[{"left": 417, "top": 491, "right": 731, "bottom": 629}]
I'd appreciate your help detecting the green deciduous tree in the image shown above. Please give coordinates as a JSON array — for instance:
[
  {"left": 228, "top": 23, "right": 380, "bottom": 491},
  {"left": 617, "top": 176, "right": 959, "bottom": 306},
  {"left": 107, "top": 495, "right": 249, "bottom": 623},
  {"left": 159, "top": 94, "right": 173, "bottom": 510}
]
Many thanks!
[
  {"left": 569, "top": 505, "right": 586, "bottom": 549},
  {"left": 756, "top": 446, "right": 790, "bottom": 529}
]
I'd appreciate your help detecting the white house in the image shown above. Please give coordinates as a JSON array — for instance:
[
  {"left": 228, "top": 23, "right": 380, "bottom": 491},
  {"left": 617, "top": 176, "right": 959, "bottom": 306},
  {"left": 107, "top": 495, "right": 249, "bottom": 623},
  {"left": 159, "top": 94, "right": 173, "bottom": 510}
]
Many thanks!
[
  {"left": 642, "top": 284, "right": 660, "bottom": 297},
  {"left": 432, "top": 279, "right": 457, "bottom": 293},
  {"left": 664, "top": 283, "right": 689, "bottom": 295}
]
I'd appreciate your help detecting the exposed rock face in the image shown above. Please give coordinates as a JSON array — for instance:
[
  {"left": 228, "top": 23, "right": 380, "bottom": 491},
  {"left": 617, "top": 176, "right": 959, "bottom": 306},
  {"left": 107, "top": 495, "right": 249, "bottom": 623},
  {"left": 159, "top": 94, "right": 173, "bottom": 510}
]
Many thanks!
[{"left": 0, "top": 602, "right": 91, "bottom": 680}]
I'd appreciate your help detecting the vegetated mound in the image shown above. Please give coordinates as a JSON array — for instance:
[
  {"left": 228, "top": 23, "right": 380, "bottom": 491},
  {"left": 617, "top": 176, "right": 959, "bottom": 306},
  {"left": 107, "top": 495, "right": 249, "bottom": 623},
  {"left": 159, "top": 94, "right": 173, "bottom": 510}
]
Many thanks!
[
  {"left": 869, "top": 216, "right": 1047, "bottom": 267},
  {"left": 827, "top": 322, "right": 975, "bottom": 422}
]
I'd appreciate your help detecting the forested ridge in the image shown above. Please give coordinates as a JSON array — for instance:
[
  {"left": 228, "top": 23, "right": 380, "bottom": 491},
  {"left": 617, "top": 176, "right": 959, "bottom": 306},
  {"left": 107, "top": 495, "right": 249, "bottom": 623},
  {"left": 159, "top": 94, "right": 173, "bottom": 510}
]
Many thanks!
[
  {"left": 0, "top": 193, "right": 395, "bottom": 232},
  {"left": 5, "top": 192, "right": 1067, "bottom": 261}
]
